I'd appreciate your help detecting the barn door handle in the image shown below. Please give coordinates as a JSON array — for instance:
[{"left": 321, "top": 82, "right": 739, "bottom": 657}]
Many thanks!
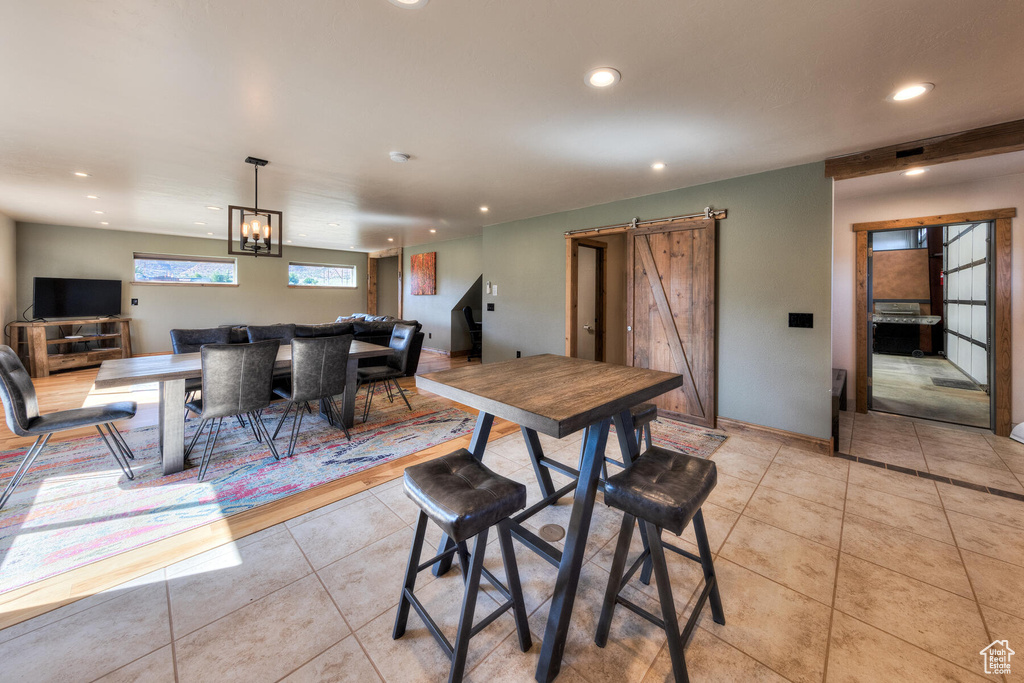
[
  {"left": 582, "top": 324, "right": 594, "bottom": 333},
  {"left": 627, "top": 326, "right": 632, "bottom": 332}
]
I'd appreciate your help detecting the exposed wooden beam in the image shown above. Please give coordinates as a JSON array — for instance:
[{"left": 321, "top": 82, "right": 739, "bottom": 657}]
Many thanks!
[
  {"left": 368, "top": 247, "right": 402, "bottom": 259},
  {"left": 852, "top": 208, "right": 1017, "bottom": 232},
  {"left": 825, "top": 119, "right": 1024, "bottom": 180}
]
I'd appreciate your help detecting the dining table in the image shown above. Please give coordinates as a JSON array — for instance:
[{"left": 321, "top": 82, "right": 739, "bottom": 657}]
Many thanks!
[
  {"left": 94, "top": 340, "right": 393, "bottom": 475},
  {"left": 416, "top": 353, "right": 683, "bottom": 682}
]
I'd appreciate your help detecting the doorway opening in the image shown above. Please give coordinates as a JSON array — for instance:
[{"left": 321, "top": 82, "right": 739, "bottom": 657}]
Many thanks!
[
  {"left": 868, "top": 222, "right": 991, "bottom": 428},
  {"left": 853, "top": 208, "right": 1013, "bottom": 436},
  {"left": 566, "top": 235, "right": 627, "bottom": 364}
]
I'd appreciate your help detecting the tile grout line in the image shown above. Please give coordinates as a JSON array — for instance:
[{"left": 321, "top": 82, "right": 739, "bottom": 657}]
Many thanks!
[
  {"left": 164, "top": 578, "right": 180, "bottom": 683},
  {"left": 821, "top": 467, "right": 851, "bottom": 683},
  {"left": 283, "top": 523, "right": 387, "bottom": 683},
  {"left": 932, "top": 474, "right": 1002, "bottom": 679}
]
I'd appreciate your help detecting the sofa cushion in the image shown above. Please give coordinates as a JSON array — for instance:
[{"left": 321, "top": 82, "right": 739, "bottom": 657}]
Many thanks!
[
  {"left": 220, "top": 325, "right": 250, "bottom": 344},
  {"left": 169, "top": 327, "right": 232, "bottom": 354},
  {"left": 246, "top": 324, "right": 296, "bottom": 343},
  {"left": 295, "top": 322, "right": 354, "bottom": 338}
]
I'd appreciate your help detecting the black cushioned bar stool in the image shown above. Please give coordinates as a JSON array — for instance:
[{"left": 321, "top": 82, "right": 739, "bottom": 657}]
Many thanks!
[
  {"left": 394, "top": 449, "right": 532, "bottom": 683},
  {"left": 595, "top": 446, "right": 725, "bottom": 683}
]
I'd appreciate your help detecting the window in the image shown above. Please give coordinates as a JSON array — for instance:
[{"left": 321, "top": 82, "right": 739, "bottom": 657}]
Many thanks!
[
  {"left": 287, "top": 262, "right": 357, "bottom": 288},
  {"left": 871, "top": 229, "right": 927, "bottom": 251},
  {"left": 133, "top": 253, "right": 237, "bottom": 285}
]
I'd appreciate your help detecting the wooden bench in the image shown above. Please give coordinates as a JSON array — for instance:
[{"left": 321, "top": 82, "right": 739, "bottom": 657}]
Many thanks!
[{"left": 832, "top": 368, "right": 847, "bottom": 452}]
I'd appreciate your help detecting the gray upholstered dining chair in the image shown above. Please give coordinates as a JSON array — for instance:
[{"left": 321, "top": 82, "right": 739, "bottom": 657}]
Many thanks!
[
  {"left": 272, "top": 334, "right": 353, "bottom": 456},
  {"left": 169, "top": 327, "right": 233, "bottom": 404},
  {"left": 184, "top": 340, "right": 281, "bottom": 481},
  {"left": 0, "top": 345, "right": 136, "bottom": 510},
  {"left": 357, "top": 323, "right": 416, "bottom": 421}
]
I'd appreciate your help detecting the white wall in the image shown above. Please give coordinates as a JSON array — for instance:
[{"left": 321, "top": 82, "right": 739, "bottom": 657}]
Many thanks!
[
  {"left": 0, "top": 211, "right": 15, "bottom": 343},
  {"left": 833, "top": 172, "right": 1024, "bottom": 424}
]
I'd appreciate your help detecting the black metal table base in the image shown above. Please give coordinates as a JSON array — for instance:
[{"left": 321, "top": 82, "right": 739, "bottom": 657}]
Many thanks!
[{"left": 429, "top": 407, "right": 648, "bottom": 682}]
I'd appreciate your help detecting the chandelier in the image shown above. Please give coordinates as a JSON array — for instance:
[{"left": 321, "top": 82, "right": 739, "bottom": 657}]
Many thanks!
[{"left": 228, "top": 156, "right": 283, "bottom": 258}]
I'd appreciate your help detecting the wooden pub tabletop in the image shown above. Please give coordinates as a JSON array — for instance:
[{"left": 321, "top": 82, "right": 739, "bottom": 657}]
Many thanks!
[
  {"left": 416, "top": 353, "right": 682, "bottom": 438},
  {"left": 94, "top": 340, "right": 393, "bottom": 389}
]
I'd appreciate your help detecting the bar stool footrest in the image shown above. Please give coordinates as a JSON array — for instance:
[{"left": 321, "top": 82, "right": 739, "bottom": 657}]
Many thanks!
[{"left": 616, "top": 596, "right": 665, "bottom": 630}]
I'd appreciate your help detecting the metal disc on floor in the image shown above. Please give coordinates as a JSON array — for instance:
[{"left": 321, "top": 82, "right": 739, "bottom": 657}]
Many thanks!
[{"left": 538, "top": 524, "right": 565, "bottom": 542}]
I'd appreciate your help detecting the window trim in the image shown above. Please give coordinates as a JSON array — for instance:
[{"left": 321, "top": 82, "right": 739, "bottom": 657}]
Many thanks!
[
  {"left": 287, "top": 261, "right": 358, "bottom": 289},
  {"left": 132, "top": 252, "right": 239, "bottom": 286}
]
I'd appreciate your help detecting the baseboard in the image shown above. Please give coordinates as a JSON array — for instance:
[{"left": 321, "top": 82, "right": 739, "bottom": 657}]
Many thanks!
[{"left": 716, "top": 417, "right": 831, "bottom": 455}]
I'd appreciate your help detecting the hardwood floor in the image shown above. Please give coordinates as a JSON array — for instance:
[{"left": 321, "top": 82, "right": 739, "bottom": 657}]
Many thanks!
[{"left": 0, "top": 351, "right": 501, "bottom": 629}]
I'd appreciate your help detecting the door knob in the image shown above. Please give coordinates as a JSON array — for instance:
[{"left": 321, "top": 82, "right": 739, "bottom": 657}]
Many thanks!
[{"left": 582, "top": 324, "right": 594, "bottom": 333}]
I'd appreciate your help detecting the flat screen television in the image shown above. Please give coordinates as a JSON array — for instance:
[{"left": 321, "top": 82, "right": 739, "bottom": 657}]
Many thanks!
[{"left": 32, "top": 277, "right": 122, "bottom": 319}]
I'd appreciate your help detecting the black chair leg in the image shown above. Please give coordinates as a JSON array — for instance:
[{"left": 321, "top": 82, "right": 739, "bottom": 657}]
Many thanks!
[
  {"left": 95, "top": 425, "right": 135, "bottom": 480},
  {"left": 595, "top": 512, "right": 636, "bottom": 647},
  {"left": 185, "top": 419, "right": 210, "bottom": 458},
  {"left": 644, "top": 519, "right": 689, "bottom": 683},
  {"left": 394, "top": 511, "right": 429, "bottom": 638},
  {"left": 253, "top": 412, "right": 281, "bottom": 460},
  {"left": 197, "top": 418, "right": 225, "bottom": 481},
  {"left": 449, "top": 527, "right": 488, "bottom": 683},
  {"left": 392, "top": 377, "right": 412, "bottom": 411},
  {"left": 362, "top": 380, "right": 377, "bottom": 422},
  {"left": 286, "top": 405, "right": 305, "bottom": 457},
  {"left": 106, "top": 422, "right": 135, "bottom": 460},
  {"left": 273, "top": 402, "right": 294, "bottom": 439},
  {"left": 692, "top": 509, "right": 725, "bottom": 625},
  {"left": 0, "top": 433, "right": 51, "bottom": 510},
  {"left": 326, "top": 396, "right": 350, "bottom": 440},
  {"left": 497, "top": 519, "right": 532, "bottom": 652}
]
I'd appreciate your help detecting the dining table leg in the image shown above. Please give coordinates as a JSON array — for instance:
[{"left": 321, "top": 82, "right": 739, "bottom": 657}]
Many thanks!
[
  {"left": 432, "top": 411, "right": 494, "bottom": 577},
  {"left": 535, "top": 417, "right": 610, "bottom": 683},
  {"left": 340, "top": 358, "right": 360, "bottom": 428},
  {"left": 158, "top": 379, "right": 186, "bottom": 475}
]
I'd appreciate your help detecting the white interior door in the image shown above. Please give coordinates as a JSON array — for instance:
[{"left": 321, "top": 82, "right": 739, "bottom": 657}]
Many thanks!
[{"left": 577, "top": 246, "right": 597, "bottom": 360}]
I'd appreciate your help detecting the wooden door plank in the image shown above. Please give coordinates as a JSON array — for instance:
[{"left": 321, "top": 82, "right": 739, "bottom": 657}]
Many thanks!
[
  {"left": 565, "top": 239, "right": 578, "bottom": 356},
  {"left": 855, "top": 231, "right": 868, "bottom": 413},
  {"left": 635, "top": 234, "right": 705, "bottom": 418},
  {"left": 691, "top": 225, "right": 715, "bottom": 427}
]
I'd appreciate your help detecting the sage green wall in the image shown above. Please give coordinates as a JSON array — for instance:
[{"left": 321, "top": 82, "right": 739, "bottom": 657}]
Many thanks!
[
  {"left": 482, "top": 162, "right": 833, "bottom": 439},
  {"left": 403, "top": 236, "right": 483, "bottom": 352},
  {"left": 0, "top": 212, "right": 16, "bottom": 341},
  {"left": 376, "top": 256, "right": 400, "bottom": 319},
  {"left": 15, "top": 223, "right": 367, "bottom": 354}
]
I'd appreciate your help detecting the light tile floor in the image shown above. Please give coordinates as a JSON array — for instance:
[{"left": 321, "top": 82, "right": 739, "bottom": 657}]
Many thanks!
[
  {"left": 842, "top": 408, "right": 1024, "bottom": 494},
  {"left": 1, "top": 426, "right": 1021, "bottom": 682}
]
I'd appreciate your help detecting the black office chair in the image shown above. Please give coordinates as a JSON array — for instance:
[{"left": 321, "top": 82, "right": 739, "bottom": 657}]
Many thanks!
[
  {"left": 462, "top": 306, "right": 482, "bottom": 362},
  {"left": 184, "top": 340, "right": 281, "bottom": 481},
  {"left": 0, "top": 345, "right": 136, "bottom": 510},
  {"left": 272, "top": 335, "right": 354, "bottom": 456},
  {"left": 358, "top": 323, "right": 416, "bottom": 421}
]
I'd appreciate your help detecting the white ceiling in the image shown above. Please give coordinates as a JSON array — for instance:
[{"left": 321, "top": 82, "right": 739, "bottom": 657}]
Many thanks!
[{"left": 1, "top": 1, "right": 1022, "bottom": 252}]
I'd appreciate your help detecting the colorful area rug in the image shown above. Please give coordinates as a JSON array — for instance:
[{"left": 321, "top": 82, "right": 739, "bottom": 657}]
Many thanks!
[
  {"left": 0, "top": 390, "right": 476, "bottom": 594},
  {"left": 648, "top": 417, "right": 728, "bottom": 458}
]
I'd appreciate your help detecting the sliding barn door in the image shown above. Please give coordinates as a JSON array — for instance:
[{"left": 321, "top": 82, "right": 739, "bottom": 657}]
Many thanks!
[{"left": 627, "top": 219, "right": 716, "bottom": 427}]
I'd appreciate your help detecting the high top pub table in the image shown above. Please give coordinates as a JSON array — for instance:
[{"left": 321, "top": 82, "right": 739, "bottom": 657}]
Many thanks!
[{"left": 416, "top": 354, "right": 682, "bottom": 682}]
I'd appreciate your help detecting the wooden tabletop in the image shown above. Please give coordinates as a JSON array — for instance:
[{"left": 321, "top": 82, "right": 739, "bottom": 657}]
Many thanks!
[
  {"left": 94, "top": 340, "right": 392, "bottom": 389},
  {"left": 416, "top": 354, "right": 683, "bottom": 438}
]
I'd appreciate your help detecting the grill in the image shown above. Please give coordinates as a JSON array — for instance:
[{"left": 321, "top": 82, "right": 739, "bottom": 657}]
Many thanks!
[
  {"left": 871, "top": 302, "right": 941, "bottom": 325},
  {"left": 872, "top": 302, "right": 941, "bottom": 357}
]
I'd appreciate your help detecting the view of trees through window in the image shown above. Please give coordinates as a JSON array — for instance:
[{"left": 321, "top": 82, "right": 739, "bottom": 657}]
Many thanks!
[
  {"left": 133, "top": 256, "right": 237, "bottom": 284},
  {"left": 288, "top": 263, "right": 357, "bottom": 288}
]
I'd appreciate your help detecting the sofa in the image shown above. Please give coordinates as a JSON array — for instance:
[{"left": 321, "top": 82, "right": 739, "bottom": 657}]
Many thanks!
[{"left": 170, "top": 315, "right": 425, "bottom": 377}]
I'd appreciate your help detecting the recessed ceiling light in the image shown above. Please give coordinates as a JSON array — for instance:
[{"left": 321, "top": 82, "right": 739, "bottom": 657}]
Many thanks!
[
  {"left": 585, "top": 67, "right": 621, "bottom": 88},
  {"left": 286, "top": 240, "right": 293, "bottom": 243},
  {"left": 194, "top": 221, "right": 206, "bottom": 225},
  {"left": 651, "top": 162, "right": 666, "bottom": 170},
  {"left": 299, "top": 233, "right": 307, "bottom": 237},
  {"left": 389, "top": 152, "right": 411, "bottom": 163},
  {"left": 74, "top": 172, "right": 90, "bottom": 177},
  {"left": 349, "top": 246, "right": 355, "bottom": 249},
  {"left": 480, "top": 206, "right": 489, "bottom": 212},
  {"left": 327, "top": 223, "right": 339, "bottom": 227},
  {"left": 207, "top": 232, "right": 214, "bottom": 235},
  {"left": 86, "top": 195, "right": 99, "bottom": 199},
  {"left": 430, "top": 229, "right": 437, "bottom": 233},
  {"left": 901, "top": 168, "right": 928, "bottom": 176},
  {"left": 388, "top": 0, "right": 429, "bottom": 7},
  {"left": 887, "top": 82, "right": 934, "bottom": 102},
  {"left": 92, "top": 210, "right": 104, "bottom": 214},
  {"left": 388, "top": 237, "right": 395, "bottom": 242},
  {"left": 206, "top": 206, "right": 221, "bottom": 211},
  {"left": 99, "top": 221, "right": 109, "bottom": 225}
]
